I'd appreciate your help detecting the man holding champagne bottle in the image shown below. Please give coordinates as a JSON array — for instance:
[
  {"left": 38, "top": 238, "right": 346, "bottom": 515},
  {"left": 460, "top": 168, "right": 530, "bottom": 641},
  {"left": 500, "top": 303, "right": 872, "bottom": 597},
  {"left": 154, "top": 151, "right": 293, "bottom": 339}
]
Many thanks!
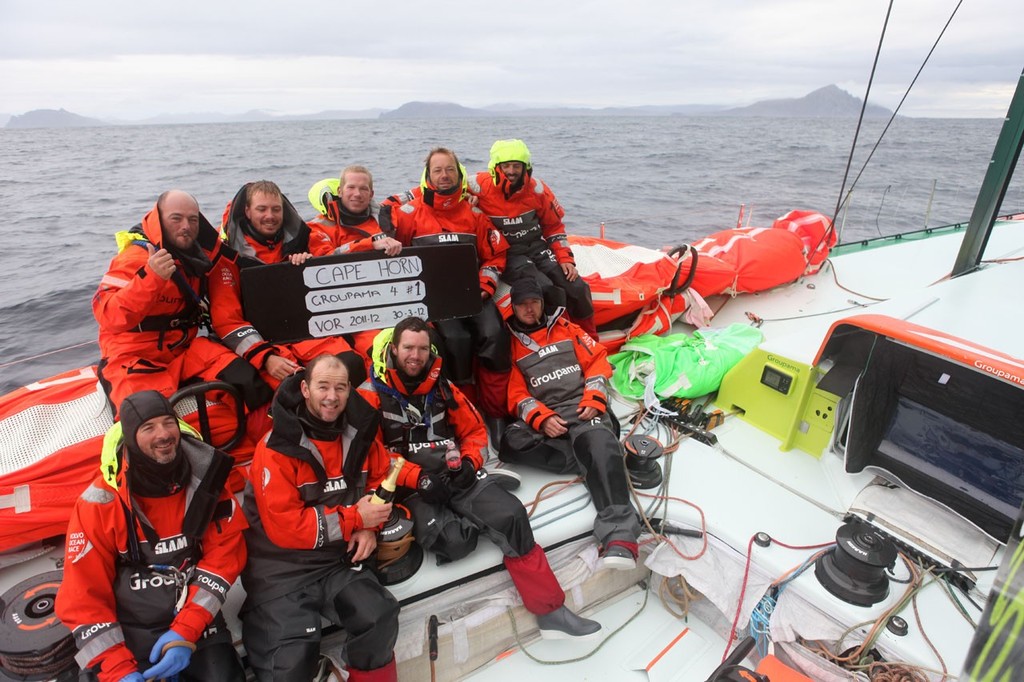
[{"left": 240, "top": 354, "right": 400, "bottom": 681}]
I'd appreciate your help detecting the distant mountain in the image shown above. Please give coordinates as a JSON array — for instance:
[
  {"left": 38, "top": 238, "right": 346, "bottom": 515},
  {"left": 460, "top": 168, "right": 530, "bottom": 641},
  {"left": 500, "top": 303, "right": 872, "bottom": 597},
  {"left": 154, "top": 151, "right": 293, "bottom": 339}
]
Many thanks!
[
  {"left": 0, "top": 113, "right": 10, "bottom": 127},
  {"left": 5, "top": 86, "right": 893, "bottom": 128},
  {"left": 715, "top": 85, "right": 892, "bottom": 118},
  {"left": 380, "top": 101, "right": 722, "bottom": 119},
  {"left": 6, "top": 108, "right": 108, "bottom": 129},
  {"left": 380, "top": 102, "right": 486, "bottom": 119},
  {"left": 127, "top": 108, "right": 385, "bottom": 125}
]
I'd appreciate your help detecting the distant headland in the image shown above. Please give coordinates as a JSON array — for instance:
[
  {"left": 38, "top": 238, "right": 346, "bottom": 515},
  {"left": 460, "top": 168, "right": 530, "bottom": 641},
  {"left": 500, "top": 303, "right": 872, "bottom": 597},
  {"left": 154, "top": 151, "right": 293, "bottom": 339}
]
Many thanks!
[{"left": 4, "top": 85, "right": 894, "bottom": 129}]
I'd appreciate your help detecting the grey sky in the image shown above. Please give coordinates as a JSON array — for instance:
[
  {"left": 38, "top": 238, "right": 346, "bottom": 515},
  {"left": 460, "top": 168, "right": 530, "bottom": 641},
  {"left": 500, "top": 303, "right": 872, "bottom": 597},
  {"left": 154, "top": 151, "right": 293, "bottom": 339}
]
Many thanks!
[{"left": 1, "top": 0, "right": 1021, "bottom": 119}]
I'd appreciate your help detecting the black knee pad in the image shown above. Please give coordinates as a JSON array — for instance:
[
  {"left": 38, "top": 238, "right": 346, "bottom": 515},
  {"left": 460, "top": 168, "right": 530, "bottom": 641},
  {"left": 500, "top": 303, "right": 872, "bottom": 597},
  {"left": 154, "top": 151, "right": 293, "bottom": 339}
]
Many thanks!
[
  {"left": 499, "top": 422, "right": 578, "bottom": 474},
  {"left": 434, "top": 318, "right": 473, "bottom": 384},
  {"left": 185, "top": 641, "right": 245, "bottom": 682},
  {"left": 471, "top": 302, "right": 511, "bottom": 372},
  {"left": 405, "top": 495, "right": 479, "bottom": 564},
  {"left": 217, "top": 357, "right": 274, "bottom": 409}
]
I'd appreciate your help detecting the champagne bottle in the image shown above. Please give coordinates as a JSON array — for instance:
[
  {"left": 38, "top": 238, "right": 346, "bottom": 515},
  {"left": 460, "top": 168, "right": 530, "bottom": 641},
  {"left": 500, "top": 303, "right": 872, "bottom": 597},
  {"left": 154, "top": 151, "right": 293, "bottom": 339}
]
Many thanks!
[{"left": 370, "top": 456, "right": 405, "bottom": 504}]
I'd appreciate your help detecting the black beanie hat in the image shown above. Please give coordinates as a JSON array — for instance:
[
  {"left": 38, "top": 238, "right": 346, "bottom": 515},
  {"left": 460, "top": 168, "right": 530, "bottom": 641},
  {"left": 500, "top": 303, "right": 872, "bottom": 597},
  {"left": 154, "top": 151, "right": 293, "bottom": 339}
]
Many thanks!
[
  {"left": 510, "top": 277, "right": 544, "bottom": 304},
  {"left": 119, "top": 390, "right": 177, "bottom": 454}
]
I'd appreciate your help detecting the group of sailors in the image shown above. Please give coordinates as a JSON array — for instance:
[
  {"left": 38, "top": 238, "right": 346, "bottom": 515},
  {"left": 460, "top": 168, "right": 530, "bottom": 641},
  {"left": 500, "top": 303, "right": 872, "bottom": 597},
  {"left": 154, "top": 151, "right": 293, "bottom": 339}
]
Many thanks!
[{"left": 54, "top": 141, "right": 641, "bottom": 682}]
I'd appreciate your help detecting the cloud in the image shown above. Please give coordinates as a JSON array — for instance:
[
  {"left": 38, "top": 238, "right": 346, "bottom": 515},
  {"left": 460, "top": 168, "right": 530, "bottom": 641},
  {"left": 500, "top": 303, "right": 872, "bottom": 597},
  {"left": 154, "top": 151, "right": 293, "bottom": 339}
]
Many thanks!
[{"left": 1, "top": 0, "right": 1020, "bottom": 118}]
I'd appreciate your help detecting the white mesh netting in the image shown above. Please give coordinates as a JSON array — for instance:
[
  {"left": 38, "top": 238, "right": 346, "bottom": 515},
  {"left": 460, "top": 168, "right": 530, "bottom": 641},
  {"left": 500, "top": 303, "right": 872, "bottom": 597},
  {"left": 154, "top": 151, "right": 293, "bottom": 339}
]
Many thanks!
[{"left": 0, "top": 383, "right": 113, "bottom": 476}]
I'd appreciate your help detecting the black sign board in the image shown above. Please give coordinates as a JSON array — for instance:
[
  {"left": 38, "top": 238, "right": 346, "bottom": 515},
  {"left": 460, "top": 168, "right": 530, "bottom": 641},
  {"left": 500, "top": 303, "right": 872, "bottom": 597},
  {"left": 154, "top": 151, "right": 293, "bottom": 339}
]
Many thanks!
[{"left": 239, "top": 244, "right": 481, "bottom": 343}]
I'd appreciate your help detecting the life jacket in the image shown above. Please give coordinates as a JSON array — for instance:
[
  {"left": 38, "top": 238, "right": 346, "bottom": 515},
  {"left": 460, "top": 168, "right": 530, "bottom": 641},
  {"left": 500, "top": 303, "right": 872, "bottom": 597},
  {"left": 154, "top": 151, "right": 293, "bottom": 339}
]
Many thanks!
[
  {"left": 370, "top": 354, "right": 457, "bottom": 472},
  {"left": 471, "top": 170, "right": 575, "bottom": 264},
  {"left": 241, "top": 371, "right": 385, "bottom": 605},
  {"left": 507, "top": 308, "right": 611, "bottom": 428},
  {"left": 96, "top": 204, "right": 225, "bottom": 356},
  {"left": 97, "top": 421, "right": 235, "bottom": 633},
  {"left": 360, "top": 332, "right": 487, "bottom": 488}
]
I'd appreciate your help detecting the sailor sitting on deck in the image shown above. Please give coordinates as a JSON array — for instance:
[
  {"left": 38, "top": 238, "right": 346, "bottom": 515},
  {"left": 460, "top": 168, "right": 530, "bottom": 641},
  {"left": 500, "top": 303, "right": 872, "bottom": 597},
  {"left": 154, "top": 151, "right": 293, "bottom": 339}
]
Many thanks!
[
  {"left": 55, "top": 390, "right": 247, "bottom": 682},
  {"left": 93, "top": 190, "right": 273, "bottom": 418},
  {"left": 359, "top": 316, "right": 602, "bottom": 640},
  {"left": 470, "top": 138, "right": 597, "bottom": 338},
  {"left": 307, "top": 165, "right": 404, "bottom": 361},
  {"left": 209, "top": 179, "right": 367, "bottom": 387},
  {"left": 378, "top": 147, "right": 513, "bottom": 429},
  {"left": 240, "top": 354, "right": 400, "bottom": 682},
  {"left": 501, "top": 278, "right": 641, "bottom": 570}
]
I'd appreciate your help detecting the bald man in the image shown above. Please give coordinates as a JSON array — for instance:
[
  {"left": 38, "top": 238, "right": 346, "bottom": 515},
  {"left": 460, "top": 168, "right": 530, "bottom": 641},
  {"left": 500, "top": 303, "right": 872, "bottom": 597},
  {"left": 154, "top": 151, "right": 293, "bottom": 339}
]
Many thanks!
[{"left": 94, "top": 190, "right": 272, "bottom": 417}]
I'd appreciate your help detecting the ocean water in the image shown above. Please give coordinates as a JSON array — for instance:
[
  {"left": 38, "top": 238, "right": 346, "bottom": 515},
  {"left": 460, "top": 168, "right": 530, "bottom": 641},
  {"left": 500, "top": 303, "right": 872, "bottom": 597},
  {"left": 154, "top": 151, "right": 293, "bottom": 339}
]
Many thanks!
[{"left": 1, "top": 115, "right": 1020, "bottom": 392}]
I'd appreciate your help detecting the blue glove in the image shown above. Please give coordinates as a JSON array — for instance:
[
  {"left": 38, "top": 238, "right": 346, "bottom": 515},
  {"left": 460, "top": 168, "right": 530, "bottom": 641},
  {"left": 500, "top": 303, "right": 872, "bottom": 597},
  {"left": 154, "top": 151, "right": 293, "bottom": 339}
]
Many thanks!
[
  {"left": 118, "top": 674, "right": 145, "bottom": 682},
  {"left": 142, "top": 630, "right": 193, "bottom": 680}
]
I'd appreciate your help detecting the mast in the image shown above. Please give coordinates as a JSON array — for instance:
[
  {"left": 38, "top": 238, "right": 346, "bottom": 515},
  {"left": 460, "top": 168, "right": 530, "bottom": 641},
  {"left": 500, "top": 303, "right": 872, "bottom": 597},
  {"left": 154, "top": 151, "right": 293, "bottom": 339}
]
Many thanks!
[{"left": 951, "top": 67, "right": 1024, "bottom": 277}]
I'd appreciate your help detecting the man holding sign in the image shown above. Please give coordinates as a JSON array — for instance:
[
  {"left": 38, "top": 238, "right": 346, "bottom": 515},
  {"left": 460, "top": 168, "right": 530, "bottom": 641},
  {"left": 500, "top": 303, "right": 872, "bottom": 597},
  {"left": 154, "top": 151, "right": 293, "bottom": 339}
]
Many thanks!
[
  {"left": 379, "top": 147, "right": 512, "bottom": 424},
  {"left": 209, "top": 180, "right": 367, "bottom": 387}
]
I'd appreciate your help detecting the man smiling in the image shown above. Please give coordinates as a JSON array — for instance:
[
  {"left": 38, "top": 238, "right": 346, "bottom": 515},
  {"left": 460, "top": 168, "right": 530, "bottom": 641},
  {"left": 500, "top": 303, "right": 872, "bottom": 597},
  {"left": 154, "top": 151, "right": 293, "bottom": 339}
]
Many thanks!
[
  {"left": 56, "top": 390, "right": 247, "bottom": 682},
  {"left": 241, "top": 354, "right": 399, "bottom": 681},
  {"left": 94, "top": 190, "right": 271, "bottom": 416}
]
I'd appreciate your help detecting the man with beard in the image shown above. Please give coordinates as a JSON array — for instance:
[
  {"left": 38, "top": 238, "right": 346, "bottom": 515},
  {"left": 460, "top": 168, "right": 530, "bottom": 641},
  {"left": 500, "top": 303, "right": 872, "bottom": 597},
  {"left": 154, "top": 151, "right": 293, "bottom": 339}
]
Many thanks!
[
  {"left": 56, "top": 390, "right": 247, "bottom": 682},
  {"left": 209, "top": 180, "right": 367, "bottom": 388},
  {"left": 359, "top": 316, "right": 602, "bottom": 640},
  {"left": 502, "top": 278, "right": 641, "bottom": 570},
  {"left": 241, "top": 354, "right": 400, "bottom": 681},
  {"left": 471, "top": 139, "right": 597, "bottom": 338},
  {"left": 379, "top": 148, "right": 512, "bottom": 430},
  {"left": 94, "top": 190, "right": 272, "bottom": 417}
]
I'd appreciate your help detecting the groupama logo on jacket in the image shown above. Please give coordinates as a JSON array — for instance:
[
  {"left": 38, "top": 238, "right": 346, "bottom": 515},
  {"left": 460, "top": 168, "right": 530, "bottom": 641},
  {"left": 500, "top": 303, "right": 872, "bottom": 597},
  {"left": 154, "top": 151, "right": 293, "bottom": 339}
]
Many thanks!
[{"left": 529, "top": 364, "right": 582, "bottom": 388}]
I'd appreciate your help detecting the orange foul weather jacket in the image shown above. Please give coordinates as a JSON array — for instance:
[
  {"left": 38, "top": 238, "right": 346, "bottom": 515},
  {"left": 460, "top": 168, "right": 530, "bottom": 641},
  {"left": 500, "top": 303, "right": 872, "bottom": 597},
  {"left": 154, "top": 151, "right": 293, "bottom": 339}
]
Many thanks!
[
  {"left": 308, "top": 194, "right": 391, "bottom": 256},
  {"left": 93, "top": 204, "right": 238, "bottom": 408},
  {"left": 358, "top": 353, "right": 489, "bottom": 489},
  {"left": 471, "top": 170, "right": 575, "bottom": 266},
  {"left": 55, "top": 430, "right": 246, "bottom": 682},
  {"left": 507, "top": 310, "right": 612, "bottom": 430},
  {"left": 240, "top": 375, "right": 391, "bottom": 607},
  {"left": 381, "top": 192, "right": 509, "bottom": 298},
  {"left": 208, "top": 185, "right": 354, "bottom": 380}
]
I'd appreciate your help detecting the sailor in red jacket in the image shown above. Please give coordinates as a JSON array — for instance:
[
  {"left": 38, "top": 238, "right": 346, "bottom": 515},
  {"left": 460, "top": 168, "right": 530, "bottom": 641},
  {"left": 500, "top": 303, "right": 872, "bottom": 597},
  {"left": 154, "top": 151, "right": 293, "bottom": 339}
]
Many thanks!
[
  {"left": 308, "top": 165, "right": 403, "bottom": 258},
  {"left": 471, "top": 139, "right": 597, "bottom": 337},
  {"left": 502, "top": 278, "right": 641, "bottom": 569},
  {"left": 306, "top": 166, "right": 403, "bottom": 360},
  {"left": 379, "top": 147, "right": 512, "bottom": 422},
  {"left": 209, "top": 180, "right": 367, "bottom": 387},
  {"left": 93, "top": 190, "right": 272, "bottom": 416},
  {"left": 241, "top": 354, "right": 399, "bottom": 682},
  {"left": 359, "top": 316, "right": 601, "bottom": 640},
  {"left": 55, "top": 390, "right": 247, "bottom": 682}
]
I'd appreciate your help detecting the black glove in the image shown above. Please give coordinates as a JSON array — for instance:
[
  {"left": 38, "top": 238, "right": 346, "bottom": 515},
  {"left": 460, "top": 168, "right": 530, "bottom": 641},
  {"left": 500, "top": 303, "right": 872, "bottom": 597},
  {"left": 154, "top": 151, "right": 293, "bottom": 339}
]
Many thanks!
[
  {"left": 449, "top": 458, "right": 477, "bottom": 491},
  {"left": 417, "top": 471, "right": 450, "bottom": 504}
]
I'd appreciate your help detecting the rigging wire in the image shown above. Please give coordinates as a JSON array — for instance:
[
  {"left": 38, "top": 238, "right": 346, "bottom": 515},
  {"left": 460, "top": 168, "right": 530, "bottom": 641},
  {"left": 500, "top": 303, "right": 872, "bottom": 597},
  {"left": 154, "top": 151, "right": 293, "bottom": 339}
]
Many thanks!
[
  {"left": 829, "top": 0, "right": 893, "bottom": 236},
  {"left": 839, "top": 0, "right": 966, "bottom": 218}
]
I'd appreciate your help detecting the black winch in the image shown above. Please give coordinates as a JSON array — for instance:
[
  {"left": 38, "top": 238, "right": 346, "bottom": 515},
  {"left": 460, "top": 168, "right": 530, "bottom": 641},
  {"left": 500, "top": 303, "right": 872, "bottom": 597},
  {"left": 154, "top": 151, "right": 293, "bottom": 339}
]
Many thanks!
[
  {"left": 623, "top": 433, "right": 664, "bottom": 489},
  {"left": 815, "top": 520, "right": 897, "bottom": 606},
  {"left": 0, "top": 571, "right": 77, "bottom": 680},
  {"left": 373, "top": 503, "right": 423, "bottom": 586}
]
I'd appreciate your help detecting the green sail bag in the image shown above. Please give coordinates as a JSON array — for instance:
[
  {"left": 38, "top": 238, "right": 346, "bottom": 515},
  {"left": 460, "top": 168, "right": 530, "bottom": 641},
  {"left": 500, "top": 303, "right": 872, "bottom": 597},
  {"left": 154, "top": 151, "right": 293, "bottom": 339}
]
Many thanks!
[{"left": 609, "top": 323, "right": 763, "bottom": 400}]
